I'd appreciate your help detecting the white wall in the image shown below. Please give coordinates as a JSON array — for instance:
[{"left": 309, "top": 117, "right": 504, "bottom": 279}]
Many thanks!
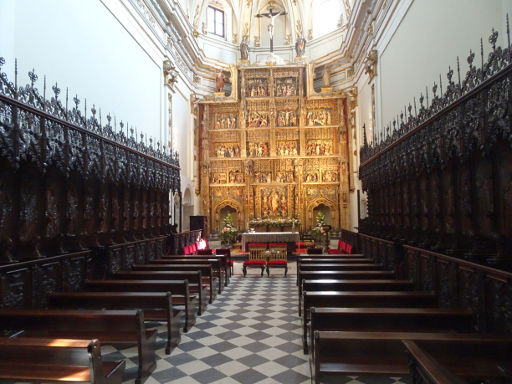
[
  {"left": 378, "top": 0, "right": 508, "bottom": 130},
  {"left": 0, "top": 0, "right": 162, "bottom": 141}
]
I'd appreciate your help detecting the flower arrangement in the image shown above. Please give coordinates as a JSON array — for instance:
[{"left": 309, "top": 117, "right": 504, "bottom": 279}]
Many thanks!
[
  {"left": 248, "top": 216, "right": 300, "bottom": 228},
  {"left": 219, "top": 213, "right": 238, "bottom": 245},
  {"left": 309, "top": 212, "right": 329, "bottom": 245}
]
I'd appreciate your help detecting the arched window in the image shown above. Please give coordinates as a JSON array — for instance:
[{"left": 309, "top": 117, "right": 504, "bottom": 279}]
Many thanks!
[
  {"left": 207, "top": 5, "right": 225, "bottom": 38},
  {"left": 312, "top": 0, "right": 342, "bottom": 38}
]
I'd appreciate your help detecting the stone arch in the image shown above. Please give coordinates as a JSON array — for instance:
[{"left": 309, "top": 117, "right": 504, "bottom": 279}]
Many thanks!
[
  {"left": 306, "top": 197, "right": 338, "bottom": 230},
  {"left": 213, "top": 199, "right": 242, "bottom": 231}
]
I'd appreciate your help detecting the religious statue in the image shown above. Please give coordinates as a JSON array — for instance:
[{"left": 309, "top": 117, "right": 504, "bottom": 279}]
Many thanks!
[
  {"left": 295, "top": 32, "right": 306, "bottom": 57},
  {"left": 322, "top": 66, "right": 331, "bottom": 87},
  {"left": 215, "top": 70, "right": 226, "bottom": 92},
  {"left": 240, "top": 35, "right": 249, "bottom": 60}
]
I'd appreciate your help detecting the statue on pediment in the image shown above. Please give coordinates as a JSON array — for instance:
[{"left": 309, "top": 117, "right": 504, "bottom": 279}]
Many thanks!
[
  {"left": 295, "top": 33, "right": 306, "bottom": 57},
  {"left": 240, "top": 35, "right": 249, "bottom": 60},
  {"left": 215, "top": 70, "right": 226, "bottom": 92}
]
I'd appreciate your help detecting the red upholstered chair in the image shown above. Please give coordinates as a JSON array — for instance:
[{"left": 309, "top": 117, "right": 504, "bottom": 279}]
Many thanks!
[
  {"left": 267, "top": 243, "right": 287, "bottom": 277},
  {"left": 295, "top": 242, "right": 307, "bottom": 254},
  {"left": 243, "top": 243, "right": 267, "bottom": 277},
  {"left": 327, "top": 239, "right": 348, "bottom": 254}
]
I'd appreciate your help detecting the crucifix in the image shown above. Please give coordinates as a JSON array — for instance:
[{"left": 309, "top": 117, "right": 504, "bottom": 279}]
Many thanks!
[{"left": 255, "top": 4, "right": 286, "bottom": 53}]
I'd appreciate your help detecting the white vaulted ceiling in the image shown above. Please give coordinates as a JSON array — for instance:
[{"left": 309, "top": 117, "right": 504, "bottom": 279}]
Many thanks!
[{"left": 185, "top": 0, "right": 355, "bottom": 63}]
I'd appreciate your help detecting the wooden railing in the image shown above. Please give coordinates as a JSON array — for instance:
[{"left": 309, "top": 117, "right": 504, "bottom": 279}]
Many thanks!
[{"left": 341, "top": 229, "right": 512, "bottom": 334}]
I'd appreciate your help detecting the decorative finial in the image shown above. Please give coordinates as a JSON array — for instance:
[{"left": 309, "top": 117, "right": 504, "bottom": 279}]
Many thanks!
[
  {"left": 52, "top": 82, "right": 60, "bottom": 98},
  {"left": 28, "top": 68, "right": 37, "bottom": 88},
  {"left": 456, "top": 56, "right": 461, "bottom": 87},
  {"left": 507, "top": 14, "right": 511, "bottom": 62},
  {"left": 489, "top": 28, "right": 498, "bottom": 51}
]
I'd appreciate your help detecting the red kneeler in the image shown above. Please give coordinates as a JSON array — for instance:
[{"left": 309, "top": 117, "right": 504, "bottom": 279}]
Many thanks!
[{"left": 243, "top": 243, "right": 266, "bottom": 277}]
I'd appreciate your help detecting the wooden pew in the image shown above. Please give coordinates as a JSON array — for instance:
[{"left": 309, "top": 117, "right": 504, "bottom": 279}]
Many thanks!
[
  {"left": 47, "top": 291, "right": 181, "bottom": 354},
  {"left": 161, "top": 254, "right": 230, "bottom": 287},
  {"left": 296, "top": 254, "right": 372, "bottom": 285},
  {"left": 151, "top": 258, "right": 225, "bottom": 292},
  {"left": 84, "top": 279, "right": 197, "bottom": 332},
  {"left": 0, "top": 309, "right": 155, "bottom": 384},
  {"left": 298, "top": 264, "right": 385, "bottom": 293},
  {"left": 132, "top": 263, "right": 218, "bottom": 303},
  {"left": 403, "top": 340, "right": 467, "bottom": 384},
  {"left": 0, "top": 337, "right": 125, "bottom": 384},
  {"left": 311, "top": 331, "right": 512, "bottom": 384},
  {"left": 302, "top": 291, "right": 437, "bottom": 353},
  {"left": 306, "top": 306, "right": 473, "bottom": 354},
  {"left": 297, "top": 253, "right": 366, "bottom": 258},
  {"left": 403, "top": 339, "right": 512, "bottom": 383},
  {"left": 296, "top": 258, "right": 374, "bottom": 283},
  {"left": 298, "top": 271, "right": 396, "bottom": 309},
  {"left": 298, "top": 279, "right": 414, "bottom": 316},
  {"left": 113, "top": 270, "right": 207, "bottom": 315}
]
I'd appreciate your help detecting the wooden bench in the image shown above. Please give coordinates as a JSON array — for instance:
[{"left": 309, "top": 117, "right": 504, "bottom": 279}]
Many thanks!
[
  {"left": 403, "top": 338, "right": 512, "bottom": 383},
  {"left": 47, "top": 291, "right": 181, "bottom": 354},
  {"left": 132, "top": 263, "right": 218, "bottom": 303},
  {"left": 84, "top": 279, "right": 197, "bottom": 332},
  {"left": 113, "top": 270, "right": 207, "bottom": 315},
  {"left": 298, "top": 279, "right": 414, "bottom": 316},
  {"left": 0, "top": 309, "right": 156, "bottom": 384},
  {"left": 298, "top": 271, "right": 396, "bottom": 309},
  {"left": 161, "top": 254, "right": 230, "bottom": 287},
  {"left": 306, "top": 306, "right": 473, "bottom": 354},
  {"left": 152, "top": 257, "right": 226, "bottom": 291},
  {"left": 403, "top": 340, "right": 467, "bottom": 384},
  {"left": 302, "top": 291, "right": 437, "bottom": 353},
  {"left": 0, "top": 337, "right": 125, "bottom": 384},
  {"left": 298, "top": 264, "right": 385, "bottom": 291},
  {"left": 311, "top": 331, "right": 512, "bottom": 384},
  {"left": 297, "top": 253, "right": 366, "bottom": 258}
]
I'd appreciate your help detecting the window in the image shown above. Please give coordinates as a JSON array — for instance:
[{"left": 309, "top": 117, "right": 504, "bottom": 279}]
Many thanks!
[{"left": 207, "top": 6, "right": 225, "bottom": 38}]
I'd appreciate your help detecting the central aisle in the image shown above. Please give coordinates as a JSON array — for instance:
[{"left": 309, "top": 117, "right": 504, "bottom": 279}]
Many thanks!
[
  {"left": 107, "top": 268, "right": 413, "bottom": 384},
  {"left": 151, "top": 275, "right": 310, "bottom": 384}
]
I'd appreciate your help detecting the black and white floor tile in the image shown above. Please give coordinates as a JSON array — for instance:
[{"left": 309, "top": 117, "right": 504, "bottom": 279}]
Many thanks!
[{"left": 103, "top": 262, "right": 411, "bottom": 384}]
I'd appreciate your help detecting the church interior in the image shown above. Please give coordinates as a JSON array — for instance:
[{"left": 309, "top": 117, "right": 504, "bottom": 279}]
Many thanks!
[{"left": 1, "top": 0, "right": 512, "bottom": 383}]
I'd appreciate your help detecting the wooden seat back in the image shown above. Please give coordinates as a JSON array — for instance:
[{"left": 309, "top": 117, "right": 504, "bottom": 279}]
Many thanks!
[
  {"left": 0, "top": 337, "right": 125, "bottom": 384},
  {"left": 404, "top": 339, "right": 512, "bottom": 382},
  {"left": 298, "top": 279, "right": 414, "bottom": 316},
  {"left": 0, "top": 308, "right": 156, "bottom": 384},
  {"left": 306, "top": 307, "right": 474, "bottom": 354},
  {"left": 47, "top": 291, "right": 179, "bottom": 355},
  {"left": 84, "top": 279, "right": 196, "bottom": 332},
  {"left": 113, "top": 270, "right": 206, "bottom": 315}
]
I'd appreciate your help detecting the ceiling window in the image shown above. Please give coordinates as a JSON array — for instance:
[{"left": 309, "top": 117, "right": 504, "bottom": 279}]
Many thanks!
[{"left": 208, "top": 6, "right": 225, "bottom": 38}]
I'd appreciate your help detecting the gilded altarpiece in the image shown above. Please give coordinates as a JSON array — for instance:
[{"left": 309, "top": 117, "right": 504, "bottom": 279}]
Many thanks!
[{"left": 199, "top": 65, "right": 351, "bottom": 232}]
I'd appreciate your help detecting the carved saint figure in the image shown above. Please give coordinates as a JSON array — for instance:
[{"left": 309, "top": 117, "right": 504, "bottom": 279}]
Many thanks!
[
  {"left": 240, "top": 35, "right": 249, "bottom": 60},
  {"left": 322, "top": 66, "right": 330, "bottom": 87},
  {"left": 295, "top": 32, "right": 306, "bottom": 57},
  {"left": 215, "top": 70, "right": 226, "bottom": 92}
]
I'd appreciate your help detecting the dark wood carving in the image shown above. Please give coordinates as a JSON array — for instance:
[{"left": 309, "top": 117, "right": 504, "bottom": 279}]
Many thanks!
[
  {"left": 353, "top": 231, "right": 512, "bottom": 334},
  {"left": 359, "top": 25, "right": 512, "bottom": 267},
  {"left": 0, "top": 56, "right": 181, "bottom": 308}
]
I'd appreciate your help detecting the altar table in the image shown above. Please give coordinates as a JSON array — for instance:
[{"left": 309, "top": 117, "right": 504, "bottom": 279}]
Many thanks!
[{"left": 241, "top": 232, "right": 300, "bottom": 250}]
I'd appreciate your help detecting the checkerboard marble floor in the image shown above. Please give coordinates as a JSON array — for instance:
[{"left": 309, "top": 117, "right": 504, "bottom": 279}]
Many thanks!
[{"left": 105, "top": 262, "right": 411, "bottom": 384}]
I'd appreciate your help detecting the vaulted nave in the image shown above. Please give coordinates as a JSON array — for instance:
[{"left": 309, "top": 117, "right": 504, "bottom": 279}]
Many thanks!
[{"left": 1, "top": 0, "right": 512, "bottom": 383}]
